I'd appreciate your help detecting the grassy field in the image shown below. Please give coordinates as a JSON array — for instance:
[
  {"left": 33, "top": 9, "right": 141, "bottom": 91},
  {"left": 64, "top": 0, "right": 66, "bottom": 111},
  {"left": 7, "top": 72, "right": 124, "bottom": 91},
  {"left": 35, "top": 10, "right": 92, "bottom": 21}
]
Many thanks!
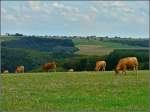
[
  {"left": 0, "top": 70, "right": 148, "bottom": 112},
  {"left": 75, "top": 45, "right": 113, "bottom": 56},
  {"left": 72, "top": 38, "right": 145, "bottom": 56},
  {"left": 72, "top": 38, "right": 143, "bottom": 49},
  {"left": 0, "top": 36, "right": 21, "bottom": 42}
]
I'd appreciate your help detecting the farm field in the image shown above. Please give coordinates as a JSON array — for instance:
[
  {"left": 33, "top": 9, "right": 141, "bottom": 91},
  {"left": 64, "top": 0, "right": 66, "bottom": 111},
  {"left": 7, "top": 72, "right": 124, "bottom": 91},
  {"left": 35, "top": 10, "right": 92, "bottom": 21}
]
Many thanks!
[
  {"left": 72, "top": 38, "right": 145, "bottom": 49},
  {"left": 75, "top": 45, "right": 113, "bottom": 56},
  {"left": 0, "top": 36, "right": 21, "bottom": 42},
  {"left": 0, "top": 70, "right": 149, "bottom": 112},
  {"left": 72, "top": 38, "right": 147, "bottom": 56}
]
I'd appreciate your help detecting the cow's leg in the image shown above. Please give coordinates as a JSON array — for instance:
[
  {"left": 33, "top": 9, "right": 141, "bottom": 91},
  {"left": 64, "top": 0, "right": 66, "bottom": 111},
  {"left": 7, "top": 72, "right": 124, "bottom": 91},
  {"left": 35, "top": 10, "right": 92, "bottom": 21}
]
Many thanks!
[
  {"left": 135, "top": 66, "right": 138, "bottom": 75},
  {"left": 123, "top": 66, "right": 127, "bottom": 75},
  {"left": 133, "top": 67, "right": 136, "bottom": 72},
  {"left": 99, "top": 68, "right": 103, "bottom": 71},
  {"left": 125, "top": 71, "right": 126, "bottom": 75},
  {"left": 121, "top": 69, "right": 125, "bottom": 75},
  {"left": 103, "top": 67, "right": 105, "bottom": 71},
  {"left": 95, "top": 68, "right": 97, "bottom": 71},
  {"left": 102, "top": 68, "right": 105, "bottom": 71},
  {"left": 99, "top": 67, "right": 102, "bottom": 71},
  {"left": 97, "top": 67, "right": 100, "bottom": 71},
  {"left": 95, "top": 67, "right": 98, "bottom": 71},
  {"left": 122, "top": 70, "right": 126, "bottom": 75},
  {"left": 123, "top": 69, "right": 126, "bottom": 75},
  {"left": 133, "top": 66, "right": 137, "bottom": 75},
  {"left": 97, "top": 67, "right": 99, "bottom": 71}
]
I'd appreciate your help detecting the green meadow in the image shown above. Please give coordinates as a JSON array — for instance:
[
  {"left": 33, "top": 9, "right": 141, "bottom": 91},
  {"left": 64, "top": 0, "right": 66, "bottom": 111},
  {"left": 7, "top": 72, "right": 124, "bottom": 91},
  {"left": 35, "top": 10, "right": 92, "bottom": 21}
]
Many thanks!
[{"left": 1, "top": 70, "right": 148, "bottom": 112}]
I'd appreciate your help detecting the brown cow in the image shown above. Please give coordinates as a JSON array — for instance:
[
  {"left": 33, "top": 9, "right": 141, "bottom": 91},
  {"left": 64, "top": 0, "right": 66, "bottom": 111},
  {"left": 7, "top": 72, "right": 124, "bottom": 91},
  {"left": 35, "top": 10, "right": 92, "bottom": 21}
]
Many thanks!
[
  {"left": 95, "top": 61, "right": 106, "bottom": 71},
  {"left": 115, "top": 57, "right": 138, "bottom": 74},
  {"left": 15, "top": 65, "right": 24, "bottom": 73},
  {"left": 43, "top": 62, "right": 56, "bottom": 72}
]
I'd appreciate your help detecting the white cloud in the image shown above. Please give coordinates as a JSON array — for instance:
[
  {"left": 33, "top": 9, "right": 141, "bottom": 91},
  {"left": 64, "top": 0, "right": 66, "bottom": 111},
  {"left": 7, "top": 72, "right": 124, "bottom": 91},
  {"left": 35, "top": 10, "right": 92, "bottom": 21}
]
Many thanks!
[
  {"left": 1, "top": 8, "right": 6, "bottom": 14},
  {"left": 74, "top": 7, "right": 80, "bottom": 13},
  {"left": 5, "top": 14, "right": 17, "bottom": 21},
  {"left": 52, "top": 2, "right": 64, "bottom": 8},
  {"left": 2, "top": 5, "right": 31, "bottom": 25},
  {"left": 27, "top": 1, "right": 54, "bottom": 16},
  {"left": 52, "top": 2, "right": 79, "bottom": 13},
  {"left": 28, "top": 1, "right": 41, "bottom": 11},
  {"left": 91, "top": 1, "right": 147, "bottom": 24},
  {"left": 90, "top": 6, "right": 98, "bottom": 13},
  {"left": 112, "top": 1, "right": 125, "bottom": 6},
  {"left": 71, "top": 17, "right": 78, "bottom": 22}
]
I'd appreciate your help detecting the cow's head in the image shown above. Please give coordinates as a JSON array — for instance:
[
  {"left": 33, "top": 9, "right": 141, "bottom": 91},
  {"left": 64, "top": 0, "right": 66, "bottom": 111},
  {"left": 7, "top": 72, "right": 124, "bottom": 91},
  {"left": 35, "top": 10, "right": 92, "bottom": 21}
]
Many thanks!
[{"left": 114, "top": 68, "right": 119, "bottom": 74}]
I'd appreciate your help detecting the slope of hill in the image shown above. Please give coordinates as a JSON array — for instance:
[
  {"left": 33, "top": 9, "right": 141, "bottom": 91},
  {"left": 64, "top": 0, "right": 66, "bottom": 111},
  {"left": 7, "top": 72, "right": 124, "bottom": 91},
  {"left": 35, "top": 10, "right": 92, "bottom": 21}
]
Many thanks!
[
  {"left": 2, "top": 37, "right": 78, "bottom": 53},
  {"left": 72, "top": 38, "right": 148, "bottom": 56}
]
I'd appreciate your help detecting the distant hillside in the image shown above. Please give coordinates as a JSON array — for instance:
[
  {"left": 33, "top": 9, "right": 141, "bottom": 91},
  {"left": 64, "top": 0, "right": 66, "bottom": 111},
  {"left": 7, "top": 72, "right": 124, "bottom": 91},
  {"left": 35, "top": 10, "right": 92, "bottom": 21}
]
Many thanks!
[
  {"left": 72, "top": 38, "right": 148, "bottom": 56},
  {"left": 1, "top": 36, "right": 149, "bottom": 72},
  {"left": 106, "top": 38, "right": 149, "bottom": 47},
  {"left": 1, "top": 36, "right": 78, "bottom": 72},
  {"left": 2, "top": 37, "right": 78, "bottom": 53},
  {"left": 72, "top": 38, "right": 148, "bottom": 48}
]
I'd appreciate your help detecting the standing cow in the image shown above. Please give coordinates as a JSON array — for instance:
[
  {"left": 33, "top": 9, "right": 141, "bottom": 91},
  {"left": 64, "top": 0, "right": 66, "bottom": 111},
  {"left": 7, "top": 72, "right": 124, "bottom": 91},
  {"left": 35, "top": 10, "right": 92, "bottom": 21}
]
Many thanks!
[
  {"left": 115, "top": 57, "right": 138, "bottom": 74},
  {"left": 43, "top": 62, "right": 56, "bottom": 72},
  {"left": 95, "top": 61, "right": 106, "bottom": 71},
  {"left": 15, "top": 65, "right": 24, "bottom": 73}
]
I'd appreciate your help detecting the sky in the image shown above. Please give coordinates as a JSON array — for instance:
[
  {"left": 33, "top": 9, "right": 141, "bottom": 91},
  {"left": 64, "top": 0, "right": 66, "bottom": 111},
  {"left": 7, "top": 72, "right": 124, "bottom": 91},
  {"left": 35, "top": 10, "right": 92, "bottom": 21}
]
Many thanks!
[{"left": 1, "top": 1, "right": 149, "bottom": 38}]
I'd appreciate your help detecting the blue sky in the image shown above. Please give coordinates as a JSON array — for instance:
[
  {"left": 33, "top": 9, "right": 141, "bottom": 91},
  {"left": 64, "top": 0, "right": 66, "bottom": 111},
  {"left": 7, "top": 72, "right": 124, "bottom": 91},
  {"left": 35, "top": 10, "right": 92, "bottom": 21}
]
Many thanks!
[{"left": 1, "top": 1, "right": 149, "bottom": 38}]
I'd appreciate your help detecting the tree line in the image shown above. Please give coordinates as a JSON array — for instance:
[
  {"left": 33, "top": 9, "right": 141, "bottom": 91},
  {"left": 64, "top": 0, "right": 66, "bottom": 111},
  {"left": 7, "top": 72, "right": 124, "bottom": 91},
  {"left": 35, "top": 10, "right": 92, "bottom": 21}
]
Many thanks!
[{"left": 1, "top": 48, "right": 148, "bottom": 73}]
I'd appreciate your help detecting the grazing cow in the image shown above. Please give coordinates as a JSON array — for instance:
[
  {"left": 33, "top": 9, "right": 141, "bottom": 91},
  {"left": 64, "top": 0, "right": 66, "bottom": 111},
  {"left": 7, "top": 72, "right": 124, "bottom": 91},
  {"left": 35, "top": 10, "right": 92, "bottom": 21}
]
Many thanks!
[
  {"left": 115, "top": 57, "right": 138, "bottom": 74},
  {"left": 43, "top": 62, "right": 56, "bottom": 72},
  {"left": 3, "top": 70, "right": 9, "bottom": 74},
  {"left": 95, "top": 61, "right": 106, "bottom": 71},
  {"left": 68, "top": 69, "right": 74, "bottom": 72},
  {"left": 15, "top": 65, "right": 24, "bottom": 73}
]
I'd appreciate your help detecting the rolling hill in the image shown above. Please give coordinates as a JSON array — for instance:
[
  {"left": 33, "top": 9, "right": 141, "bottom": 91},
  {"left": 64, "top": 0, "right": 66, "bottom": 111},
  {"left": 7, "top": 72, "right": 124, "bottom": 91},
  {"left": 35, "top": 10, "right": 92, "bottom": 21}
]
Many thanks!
[
  {"left": 72, "top": 38, "right": 148, "bottom": 56},
  {"left": 0, "top": 36, "right": 149, "bottom": 72}
]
